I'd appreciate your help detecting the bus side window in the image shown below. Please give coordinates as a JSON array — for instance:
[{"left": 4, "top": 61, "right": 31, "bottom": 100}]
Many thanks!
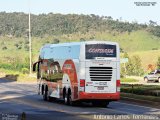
[
  {"left": 50, "top": 64, "right": 54, "bottom": 74},
  {"left": 54, "top": 65, "right": 58, "bottom": 73}
]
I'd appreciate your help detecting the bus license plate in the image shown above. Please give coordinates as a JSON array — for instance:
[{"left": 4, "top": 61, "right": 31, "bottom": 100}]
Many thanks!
[
  {"left": 99, "top": 82, "right": 107, "bottom": 86},
  {"left": 97, "top": 86, "right": 104, "bottom": 90}
]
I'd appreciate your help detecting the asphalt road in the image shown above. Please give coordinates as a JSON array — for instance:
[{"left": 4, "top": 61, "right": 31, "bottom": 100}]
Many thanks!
[{"left": 0, "top": 79, "right": 160, "bottom": 120}]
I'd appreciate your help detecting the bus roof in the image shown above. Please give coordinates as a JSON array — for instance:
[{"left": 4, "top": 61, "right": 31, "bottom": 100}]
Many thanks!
[
  {"left": 40, "top": 40, "right": 119, "bottom": 60},
  {"left": 42, "top": 40, "right": 118, "bottom": 48}
]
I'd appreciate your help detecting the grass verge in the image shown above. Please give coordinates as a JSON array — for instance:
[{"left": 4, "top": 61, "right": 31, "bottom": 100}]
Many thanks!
[
  {"left": 121, "top": 78, "right": 139, "bottom": 83},
  {"left": 121, "top": 92, "right": 160, "bottom": 104},
  {"left": 121, "top": 84, "right": 160, "bottom": 96}
]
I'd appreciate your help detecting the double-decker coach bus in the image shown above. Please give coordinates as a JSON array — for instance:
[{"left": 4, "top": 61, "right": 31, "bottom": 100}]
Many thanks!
[{"left": 33, "top": 41, "right": 120, "bottom": 107}]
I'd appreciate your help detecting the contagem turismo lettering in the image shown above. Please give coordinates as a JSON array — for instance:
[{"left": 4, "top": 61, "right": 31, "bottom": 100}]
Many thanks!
[{"left": 88, "top": 48, "right": 114, "bottom": 54}]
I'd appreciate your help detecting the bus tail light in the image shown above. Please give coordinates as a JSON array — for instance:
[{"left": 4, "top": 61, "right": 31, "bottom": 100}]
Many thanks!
[
  {"left": 80, "top": 79, "right": 85, "bottom": 87},
  {"left": 80, "top": 79, "right": 85, "bottom": 91},
  {"left": 116, "top": 80, "right": 120, "bottom": 92}
]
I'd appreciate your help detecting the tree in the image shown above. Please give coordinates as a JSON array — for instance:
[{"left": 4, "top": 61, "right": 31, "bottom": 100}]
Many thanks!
[
  {"left": 149, "top": 20, "right": 157, "bottom": 26},
  {"left": 122, "top": 53, "right": 144, "bottom": 76},
  {"left": 80, "top": 38, "right": 85, "bottom": 42},
  {"left": 131, "top": 55, "right": 144, "bottom": 76},
  {"left": 0, "top": 12, "right": 148, "bottom": 37},
  {"left": 120, "top": 48, "right": 124, "bottom": 53},
  {"left": 14, "top": 43, "right": 19, "bottom": 48},
  {"left": 24, "top": 45, "right": 29, "bottom": 51},
  {"left": 157, "top": 56, "right": 160, "bottom": 69},
  {"left": 120, "top": 52, "right": 129, "bottom": 77},
  {"left": 2, "top": 46, "right": 7, "bottom": 50},
  {"left": 53, "top": 39, "right": 60, "bottom": 44},
  {"left": 150, "top": 26, "right": 160, "bottom": 37}
]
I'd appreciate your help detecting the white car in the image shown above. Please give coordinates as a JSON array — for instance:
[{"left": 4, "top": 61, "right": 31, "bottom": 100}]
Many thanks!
[{"left": 144, "top": 69, "right": 160, "bottom": 83}]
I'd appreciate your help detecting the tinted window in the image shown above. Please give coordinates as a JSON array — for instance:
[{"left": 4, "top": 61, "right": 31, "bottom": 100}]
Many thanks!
[{"left": 85, "top": 44, "right": 116, "bottom": 59}]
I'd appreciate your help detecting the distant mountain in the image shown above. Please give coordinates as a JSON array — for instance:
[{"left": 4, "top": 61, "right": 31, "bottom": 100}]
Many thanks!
[
  {"left": 0, "top": 12, "right": 160, "bottom": 72},
  {"left": 0, "top": 12, "right": 159, "bottom": 38}
]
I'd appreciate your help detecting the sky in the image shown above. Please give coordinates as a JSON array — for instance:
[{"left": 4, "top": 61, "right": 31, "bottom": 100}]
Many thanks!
[{"left": 0, "top": 0, "right": 159, "bottom": 24}]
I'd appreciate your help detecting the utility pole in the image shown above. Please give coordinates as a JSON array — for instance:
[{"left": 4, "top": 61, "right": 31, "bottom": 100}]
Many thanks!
[{"left": 28, "top": 0, "right": 32, "bottom": 74}]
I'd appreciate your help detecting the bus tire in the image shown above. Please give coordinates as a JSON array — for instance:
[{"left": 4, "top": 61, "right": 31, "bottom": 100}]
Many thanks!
[
  {"left": 63, "top": 88, "right": 70, "bottom": 105},
  {"left": 64, "top": 88, "right": 73, "bottom": 105},
  {"left": 48, "top": 96, "right": 53, "bottom": 102},
  {"left": 43, "top": 87, "right": 48, "bottom": 101},
  {"left": 43, "top": 86, "right": 52, "bottom": 101},
  {"left": 41, "top": 85, "right": 44, "bottom": 95},
  {"left": 38, "top": 84, "right": 40, "bottom": 95},
  {"left": 43, "top": 86, "right": 53, "bottom": 102},
  {"left": 64, "top": 91, "right": 68, "bottom": 105},
  {"left": 67, "top": 90, "right": 73, "bottom": 105}
]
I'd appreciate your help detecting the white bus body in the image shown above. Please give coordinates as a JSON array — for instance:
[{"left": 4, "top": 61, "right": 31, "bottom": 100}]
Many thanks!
[{"left": 33, "top": 41, "right": 120, "bottom": 107}]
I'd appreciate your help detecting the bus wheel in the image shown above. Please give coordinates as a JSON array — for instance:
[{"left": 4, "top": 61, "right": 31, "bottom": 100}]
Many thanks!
[
  {"left": 67, "top": 92, "right": 73, "bottom": 105},
  {"left": 64, "top": 93, "right": 71, "bottom": 105},
  {"left": 43, "top": 88, "right": 48, "bottom": 101},
  {"left": 63, "top": 88, "right": 67, "bottom": 104},
  {"left": 65, "top": 89, "right": 73, "bottom": 105},
  {"left": 43, "top": 87, "right": 52, "bottom": 101},
  {"left": 64, "top": 92, "right": 77, "bottom": 106},
  {"left": 64, "top": 93, "right": 68, "bottom": 105}
]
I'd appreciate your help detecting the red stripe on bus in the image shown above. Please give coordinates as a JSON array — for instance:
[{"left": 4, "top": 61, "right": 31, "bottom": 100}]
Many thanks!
[{"left": 79, "top": 92, "right": 120, "bottom": 100}]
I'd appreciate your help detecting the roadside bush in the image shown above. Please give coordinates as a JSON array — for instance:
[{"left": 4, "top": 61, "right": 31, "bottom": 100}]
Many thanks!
[
  {"left": 120, "top": 66, "right": 125, "bottom": 78},
  {"left": 25, "top": 40, "right": 29, "bottom": 44},
  {"left": 24, "top": 44, "right": 29, "bottom": 51},
  {"left": 2, "top": 46, "right": 7, "bottom": 50},
  {"left": 80, "top": 38, "right": 85, "bottom": 41},
  {"left": 17, "top": 46, "right": 22, "bottom": 49},
  {"left": 14, "top": 43, "right": 19, "bottom": 48},
  {"left": 122, "top": 54, "right": 144, "bottom": 76},
  {"left": 53, "top": 38, "right": 60, "bottom": 44},
  {"left": 157, "top": 56, "right": 160, "bottom": 69},
  {"left": 152, "top": 48, "right": 158, "bottom": 50},
  {"left": 0, "top": 63, "right": 28, "bottom": 72},
  {"left": 22, "top": 68, "right": 29, "bottom": 74}
]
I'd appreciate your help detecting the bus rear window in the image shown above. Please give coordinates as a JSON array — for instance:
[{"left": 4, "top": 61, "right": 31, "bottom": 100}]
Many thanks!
[{"left": 85, "top": 44, "right": 116, "bottom": 59}]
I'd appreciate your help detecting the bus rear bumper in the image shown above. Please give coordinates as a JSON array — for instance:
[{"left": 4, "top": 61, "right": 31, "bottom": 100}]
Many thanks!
[{"left": 79, "top": 92, "right": 120, "bottom": 101}]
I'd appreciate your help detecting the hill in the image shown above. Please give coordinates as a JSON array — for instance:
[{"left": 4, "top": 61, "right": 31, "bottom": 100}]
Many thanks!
[
  {"left": 0, "top": 12, "right": 159, "bottom": 37},
  {"left": 128, "top": 50, "right": 160, "bottom": 71},
  {"left": 0, "top": 12, "right": 160, "bottom": 73}
]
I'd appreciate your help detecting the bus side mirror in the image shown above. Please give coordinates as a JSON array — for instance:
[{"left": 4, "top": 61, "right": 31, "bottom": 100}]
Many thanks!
[
  {"left": 33, "top": 61, "right": 41, "bottom": 72},
  {"left": 33, "top": 62, "right": 37, "bottom": 72}
]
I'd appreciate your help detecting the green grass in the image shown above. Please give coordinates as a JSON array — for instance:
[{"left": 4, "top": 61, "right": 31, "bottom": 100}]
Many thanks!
[
  {"left": 94, "top": 30, "right": 160, "bottom": 52},
  {"left": 121, "top": 78, "right": 139, "bottom": 83},
  {"left": 0, "top": 30, "right": 160, "bottom": 74},
  {"left": 121, "top": 93, "right": 160, "bottom": 103}
]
